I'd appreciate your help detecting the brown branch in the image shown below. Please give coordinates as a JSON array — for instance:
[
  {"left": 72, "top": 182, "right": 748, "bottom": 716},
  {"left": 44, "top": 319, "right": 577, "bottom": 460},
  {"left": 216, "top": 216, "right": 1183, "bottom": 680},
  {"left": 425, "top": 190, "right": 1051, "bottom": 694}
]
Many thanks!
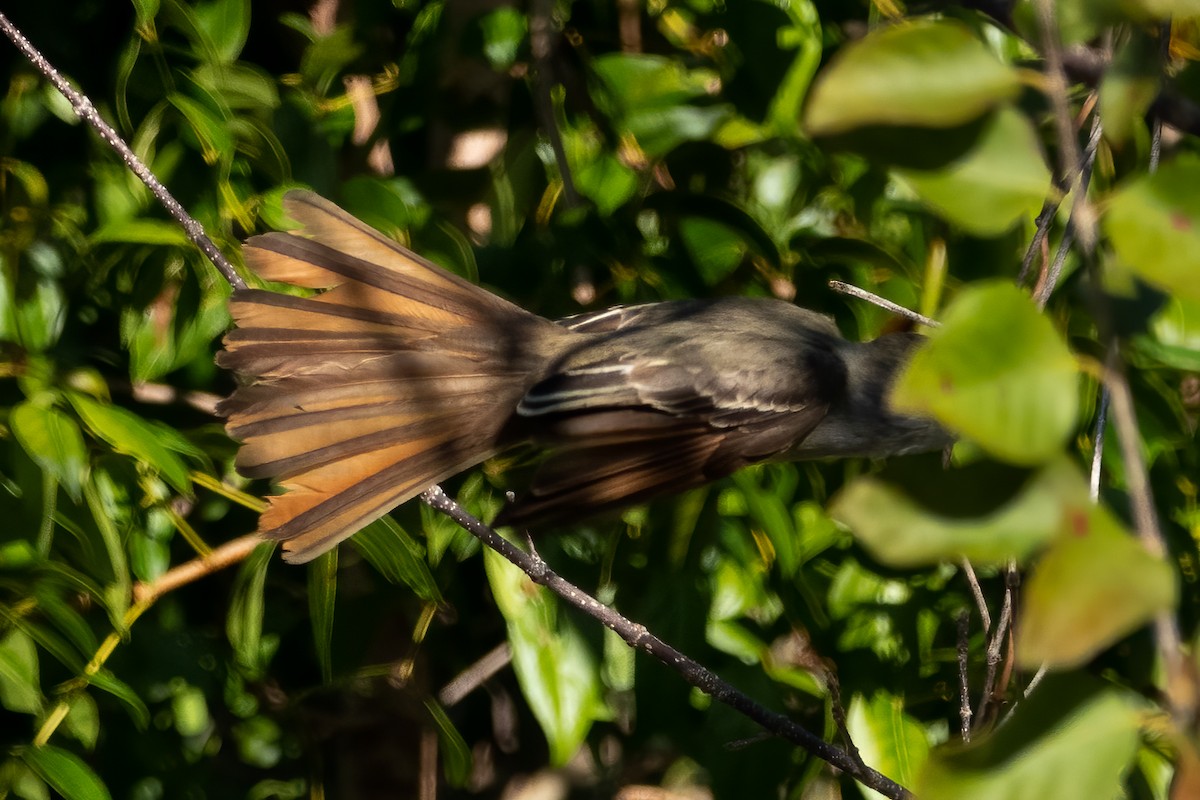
[
  {"left": 827, "top": 281, "right": 940, "bottom": 328},
  {"left": 132, "top": 534, "right": 264, "bottom": 605}
]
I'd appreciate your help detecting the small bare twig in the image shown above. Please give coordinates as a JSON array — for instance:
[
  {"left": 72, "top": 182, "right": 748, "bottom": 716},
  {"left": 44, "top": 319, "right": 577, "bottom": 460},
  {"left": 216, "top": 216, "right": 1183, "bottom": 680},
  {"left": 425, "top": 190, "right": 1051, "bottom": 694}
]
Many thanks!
[
  {"left": 1032, "top": 115, "right": 1103, "bottom": 309},
  {"left": 959, "top": 558, "right": 991, "bottom": 633},
  {"left": 957, "top": 610, "right": 972, "bottom": 742},
  {"left": 0, "top": 12, "right": 245, "bottom": 291},
  {"left": 438, "top": 643, "right": 513, "bottom": 707},
  {"left": 973, "top": 565, "right": 1016, "bottom": 731},
  {"left": 1034, "top": 0, "right": 1091, "bottom": 254},
  {"left": 827, "top": 281, "right": 940, "bottom": 328},
  {"left": 530, "top": 0, "right": 582, "bottom": 212}
]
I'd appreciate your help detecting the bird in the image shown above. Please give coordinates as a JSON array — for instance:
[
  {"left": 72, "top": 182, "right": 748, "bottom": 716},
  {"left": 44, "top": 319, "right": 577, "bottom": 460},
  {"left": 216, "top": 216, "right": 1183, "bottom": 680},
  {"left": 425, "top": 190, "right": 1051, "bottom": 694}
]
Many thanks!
[{"left": 216, "top": 190, "right": 950, "bottom": 563}]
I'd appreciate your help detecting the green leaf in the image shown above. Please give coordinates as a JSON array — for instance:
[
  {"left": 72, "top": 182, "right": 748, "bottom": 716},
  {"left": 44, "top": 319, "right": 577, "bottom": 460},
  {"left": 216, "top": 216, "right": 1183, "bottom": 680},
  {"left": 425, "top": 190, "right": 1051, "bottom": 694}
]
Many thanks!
[
  {"left": 171, "top": 682, "right": 210, "bottom": 737},
  {"left": 424, "top": 700, "right": 472, "bottom": 787},
  {"left": 63, "top": 693, "right": 100, "bottom": 750},
  {"left": 19, "top": 746, "right": 112, "bottom": 800},
  {"left": 350, "top": 516, "right": 441, "bottom": 602},
  {"left": 1104, "top": 156, "right": 1200, "bottom": 303},
  {"left": 484, "top": 545, "right": 608, "bottom": 765},
  {"left": 847, "top": 691, "right": 931, "bottom": 799},
  {"left": 88, "top": 669, "right": 150, "bottom": 729},
  {"left": 891, "top": 282, "right": 1079, "bottom": 465},
  {"left": 1099, "top": 31, "right": 1160, "bottom": 149},
  {"left": 0, "top": 759, "right": 50, "bottom": 800},
  {"left": 678, "top": 217, "right": 745, "bottom": 286},
  {"left": 1136, "top": 295, "right": 1200, "bottom": 370},
  {"left": 804, "top": 20, "right": 1019, "bottom": 136},
  {"left": 13, "top": 279, "right": 66, "bottom": 353},
  {"left": 732, "top": 471, "right": 801, "bottom": 578},
  {"left": 478, "top": 7, "right": 526, "bottom": 70},
  {"left": 308, "top": 549, "right": 337, "bottom": 685},
  {"left": 90, "top": 219, "right": 190, "bottom": 245},
  {"left": 68, "top": 392, "right": 192, "bottom": 495},
  {"left": 10, "top": 402, "right": 88, "bottom": 502},
  {"left": 917, "top": 676, "right": 1139, "bottom": 800},
  {"left": 896, "top": 107, "right": 1052, "bottom": 236},
  {"left": 831, "top": 460, "right": 1088, "bottom": 568},
  {"left": 0, "top": 629, "right": 42, "bottom": 714},
  {"left": 167, "top": 93, "right": 233, "bottom": 164},
  {"left": 227, "top": 542, "right": 277, "bottom": 679},
  {"left": 232, "top": 716, "right": 282, "bottom": 768},
  {"left": 1017, "top": 504, "right": 1176, "bottom": 669},
  {"left": 192, "top": 0, "right": 251, "bottom": 62}
]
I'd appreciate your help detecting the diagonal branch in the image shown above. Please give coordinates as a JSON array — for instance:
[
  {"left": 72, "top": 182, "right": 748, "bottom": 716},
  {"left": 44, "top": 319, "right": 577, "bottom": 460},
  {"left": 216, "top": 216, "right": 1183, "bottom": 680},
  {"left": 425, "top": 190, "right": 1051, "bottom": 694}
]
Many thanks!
[{"left": 419, "top": 487, "right": 912, "bottom": 799}]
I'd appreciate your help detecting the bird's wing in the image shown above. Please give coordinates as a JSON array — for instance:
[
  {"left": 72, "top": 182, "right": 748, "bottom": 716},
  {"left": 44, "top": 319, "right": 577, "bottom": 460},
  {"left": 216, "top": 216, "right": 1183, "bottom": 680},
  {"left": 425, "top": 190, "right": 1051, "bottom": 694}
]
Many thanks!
[{"left": 500, "top": 325, "right": 844, "bottom": 526}]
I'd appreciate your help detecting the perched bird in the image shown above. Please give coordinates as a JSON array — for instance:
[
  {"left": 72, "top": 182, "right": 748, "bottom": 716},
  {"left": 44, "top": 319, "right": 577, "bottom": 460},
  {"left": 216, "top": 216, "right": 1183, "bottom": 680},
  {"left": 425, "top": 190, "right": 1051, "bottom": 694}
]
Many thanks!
[{"left": 217, "top": 191, "right": 949, "bottom": 563}]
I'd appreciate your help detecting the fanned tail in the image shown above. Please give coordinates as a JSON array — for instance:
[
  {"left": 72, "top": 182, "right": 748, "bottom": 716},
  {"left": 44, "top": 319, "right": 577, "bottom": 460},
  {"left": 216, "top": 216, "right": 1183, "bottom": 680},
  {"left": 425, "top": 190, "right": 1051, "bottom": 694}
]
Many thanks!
[{"left": 217, "top": 191, "right": 565, "bottom": 563}]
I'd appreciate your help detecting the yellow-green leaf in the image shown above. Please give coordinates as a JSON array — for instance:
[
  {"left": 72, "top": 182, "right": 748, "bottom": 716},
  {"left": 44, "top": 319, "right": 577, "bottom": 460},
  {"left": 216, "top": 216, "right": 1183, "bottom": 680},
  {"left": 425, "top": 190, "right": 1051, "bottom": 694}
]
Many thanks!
[
  {"left": 804, "top": 20, "right": 1019, "bottom": 136},
  {"left": 891, "top": 282, "right": 1079, "bottom": 465},
  {"left": 1017, "top": 504, "right": 1176, "bottom": 669}
]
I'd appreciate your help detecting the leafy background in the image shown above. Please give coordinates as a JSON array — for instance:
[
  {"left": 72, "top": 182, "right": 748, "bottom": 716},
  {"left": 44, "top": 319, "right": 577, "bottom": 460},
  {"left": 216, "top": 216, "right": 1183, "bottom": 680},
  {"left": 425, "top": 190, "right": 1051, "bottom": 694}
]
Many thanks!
[{"left": 1, "top": 0, "right": 1199, "bottom": 798}]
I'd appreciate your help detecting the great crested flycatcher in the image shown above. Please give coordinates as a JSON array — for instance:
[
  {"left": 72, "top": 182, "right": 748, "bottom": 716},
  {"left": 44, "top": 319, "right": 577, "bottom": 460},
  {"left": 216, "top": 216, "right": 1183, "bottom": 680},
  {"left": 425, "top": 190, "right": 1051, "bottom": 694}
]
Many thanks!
[{"left": 217, "top": 191, "right": 950, "bottom": 563}]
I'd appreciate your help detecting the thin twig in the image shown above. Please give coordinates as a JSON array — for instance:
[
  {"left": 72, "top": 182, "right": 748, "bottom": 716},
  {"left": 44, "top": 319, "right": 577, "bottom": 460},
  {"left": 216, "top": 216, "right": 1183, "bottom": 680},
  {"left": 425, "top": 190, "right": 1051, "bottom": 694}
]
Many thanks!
[
  {"left": 1032, "top": 116, "right": 1103, "bottom": 309},
  {"left": 438, "top": 643, "right": 513, "bottom": 707},
  {"left": 419, "top": 486, "right": 912, "bottom": 800},
  {"left": 973, "top": 566, "right": 1015, "bottom": 731},
  {"left": 959, "top": 558, "right": 991, "bottom": 633},
  {"left": 1034, "top": 0, "right": 1090, "bottom": 253},
  {"left": 530, "top": 0, "right": 582, "bottom": 211},
  {"left": 957, "top": 610, "right": 972, "bottom": 742},
  {"left": 1016, "top": 199, "right": 1058, "bottom": 287},
  {"left": 0, "top": 11, "right": 246, "bottom": 291},
  {"left": 827, "top": 281, "right": 940, "bottom": 328}
]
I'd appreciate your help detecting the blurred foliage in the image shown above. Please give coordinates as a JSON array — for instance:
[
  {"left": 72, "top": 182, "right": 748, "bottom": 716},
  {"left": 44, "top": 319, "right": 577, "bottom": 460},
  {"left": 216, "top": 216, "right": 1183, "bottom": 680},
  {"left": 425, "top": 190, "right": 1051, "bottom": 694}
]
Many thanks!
[{"left": 1, "top": 0, "right": 1199, "bottom": 798}]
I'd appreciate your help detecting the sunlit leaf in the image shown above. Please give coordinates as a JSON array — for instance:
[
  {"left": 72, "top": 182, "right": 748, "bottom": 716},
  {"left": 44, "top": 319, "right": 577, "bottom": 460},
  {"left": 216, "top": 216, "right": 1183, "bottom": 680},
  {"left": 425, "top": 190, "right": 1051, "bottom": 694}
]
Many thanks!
[
  {"left": 804, "top": 20, "right": 1019, "bottom": 136},
  {"left": 896, "top": 107, "right": 1052, "bottom": 236},
  {"left": 350, "top": 515, "right": 441, "bottom": 602},
  {"left": 172, "top": 682, "right": 210, "bottom": 737},
  {"left": 68, "top": 393, "right": 192, "bottom": 495},
  {"left": 831, "top": 460, "right": 1088, "bottom": 568},
  {"left": 227, "top": 542, "right": 276, "bottom": 680},
  {"left": 10, "top": 401, "right": 88, "bottom": 502},
  {"left": 63, "top": 694, "right": 100, "bottom": 750},
  {"left": 19, "top": 745, "right": 112, "bottom": 800},
  {"left": 848, "top": 691, "right": 931, "bottom": 800},
  {"left": 1105, "top": 156, "right": 1200, "bottom": 303},
  {"left": 1017, "top": 504, "right": 1176, "bottom": 669},
  {"left": 13, "top": 279, "right": 66, "bottom": 353},
  {"left": 0, "top": 629, "right": 41, "bottom": 714},
  {"left": 88, "top": 669, "right": 150, "bottom": 729},
  {"left": 484, "top": 545, "right": 608, "bottom": 765},
  {"left": 918, "top": 676, "right": 1139, "bottom": 800},
  {"left": 891, "top": 282, "right": 1079, "bottom": 465}
]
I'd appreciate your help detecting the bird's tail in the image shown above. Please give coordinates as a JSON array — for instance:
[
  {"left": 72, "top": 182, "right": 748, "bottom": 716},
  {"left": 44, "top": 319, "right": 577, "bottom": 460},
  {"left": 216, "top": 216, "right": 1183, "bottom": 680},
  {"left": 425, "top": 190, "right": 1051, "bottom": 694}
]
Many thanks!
[{"left": 217, "top": 191, "right": 566, "bottom": 563}]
